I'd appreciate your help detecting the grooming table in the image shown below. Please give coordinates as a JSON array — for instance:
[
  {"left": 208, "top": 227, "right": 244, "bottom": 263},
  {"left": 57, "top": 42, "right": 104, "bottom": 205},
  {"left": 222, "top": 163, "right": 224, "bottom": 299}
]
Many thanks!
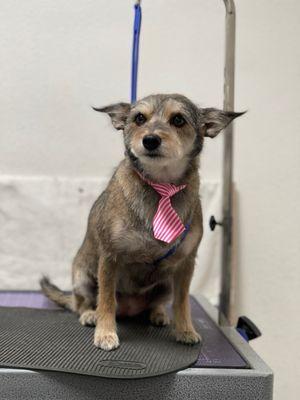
[{"left": 0, "top": 292, "right": 273, "bottom": 400}]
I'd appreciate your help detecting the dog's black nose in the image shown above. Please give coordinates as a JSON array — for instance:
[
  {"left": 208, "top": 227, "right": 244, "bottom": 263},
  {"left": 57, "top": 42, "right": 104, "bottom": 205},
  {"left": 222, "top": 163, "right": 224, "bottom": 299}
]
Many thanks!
[{"left": 142, "top": 135, "right": 161, "bottom": 151}]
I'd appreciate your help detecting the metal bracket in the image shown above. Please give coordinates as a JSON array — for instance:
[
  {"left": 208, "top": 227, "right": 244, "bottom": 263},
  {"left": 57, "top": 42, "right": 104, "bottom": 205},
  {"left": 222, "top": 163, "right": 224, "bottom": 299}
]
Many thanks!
[{"left": 209, "top": 216, "right": 223, "bottom": 231}]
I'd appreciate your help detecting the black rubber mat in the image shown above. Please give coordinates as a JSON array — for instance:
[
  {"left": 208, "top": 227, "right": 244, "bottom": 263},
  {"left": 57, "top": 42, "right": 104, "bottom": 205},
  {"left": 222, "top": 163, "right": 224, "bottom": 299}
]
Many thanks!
[{"left": 0, "top": 307, "right": 202, "bottom": 379}]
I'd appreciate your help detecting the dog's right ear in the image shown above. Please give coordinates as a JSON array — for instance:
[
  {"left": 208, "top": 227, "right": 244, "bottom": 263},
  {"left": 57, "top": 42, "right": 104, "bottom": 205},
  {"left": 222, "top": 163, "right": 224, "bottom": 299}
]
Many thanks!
[
  {"left": 201, "top": 108, "right": 245, "bottom": 138},
  {"left": 92, "top": 103, "right": 131, "bottom": 130}
]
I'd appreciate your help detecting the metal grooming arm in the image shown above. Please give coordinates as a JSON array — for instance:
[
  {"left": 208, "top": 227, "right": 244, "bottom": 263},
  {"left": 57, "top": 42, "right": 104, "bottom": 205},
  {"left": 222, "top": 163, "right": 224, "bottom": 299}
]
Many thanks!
[{"left": 220, "top": 0, "right": 236, "bottom": 323}]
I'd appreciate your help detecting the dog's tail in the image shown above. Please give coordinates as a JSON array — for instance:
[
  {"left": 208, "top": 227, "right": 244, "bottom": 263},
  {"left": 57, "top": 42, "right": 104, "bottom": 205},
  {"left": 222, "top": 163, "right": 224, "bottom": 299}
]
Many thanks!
[{"left": 40, "top": 276, "right": 74, "bottom": 311}]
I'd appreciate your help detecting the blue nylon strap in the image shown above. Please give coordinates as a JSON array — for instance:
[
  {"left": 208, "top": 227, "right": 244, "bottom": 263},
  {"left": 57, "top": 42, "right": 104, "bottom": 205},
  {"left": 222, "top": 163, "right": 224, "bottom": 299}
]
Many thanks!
[
  {"left": 131, "top": 2, "right": 142, "bottom": 103},
  {"left": 153, "top": 223, "right": 191, "bottom": 266}
]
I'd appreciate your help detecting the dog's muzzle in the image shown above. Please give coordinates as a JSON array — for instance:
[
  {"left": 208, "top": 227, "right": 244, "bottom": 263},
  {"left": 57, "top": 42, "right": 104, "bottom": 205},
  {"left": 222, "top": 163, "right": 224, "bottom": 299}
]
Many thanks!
[{"left": 142, "top": 135, "right": 161, "bottom": 151}]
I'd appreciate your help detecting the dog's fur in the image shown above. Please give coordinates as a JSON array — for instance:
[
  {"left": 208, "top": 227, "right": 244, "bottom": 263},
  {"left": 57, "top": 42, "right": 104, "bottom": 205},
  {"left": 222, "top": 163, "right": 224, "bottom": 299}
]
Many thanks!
[{"left": 40, "top": 94, "right": 243, "bottom": 351}]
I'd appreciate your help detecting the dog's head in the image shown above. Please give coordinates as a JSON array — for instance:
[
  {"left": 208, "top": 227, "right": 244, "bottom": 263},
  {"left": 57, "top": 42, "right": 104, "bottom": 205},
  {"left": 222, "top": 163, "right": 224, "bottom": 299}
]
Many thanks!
[{"left": 94, "top": 94, "right": 243, "bottom": 181}]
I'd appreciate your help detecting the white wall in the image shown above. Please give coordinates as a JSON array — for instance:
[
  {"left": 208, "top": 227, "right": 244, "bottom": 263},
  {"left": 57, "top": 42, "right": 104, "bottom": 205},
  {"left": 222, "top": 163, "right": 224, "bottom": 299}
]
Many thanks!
[
  {"left": 0, "top": 1, "right": 299, "bottom": 398},
  {"left": 0, "top": 0, "right": 225, "bottom": 180},
  {"left": 234, "top": 2, "right": 300, "bottom": 398}
]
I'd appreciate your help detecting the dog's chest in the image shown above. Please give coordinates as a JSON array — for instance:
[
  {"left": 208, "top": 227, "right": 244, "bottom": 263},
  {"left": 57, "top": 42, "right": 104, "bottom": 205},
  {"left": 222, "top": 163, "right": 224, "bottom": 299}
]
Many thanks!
[
  {"left": 111, "top": 219, "right": 164, "bottom": 262},
  {"left": 111, "top": 212, "right": 201, "bottom": 264},
  {"left": 111, "top": 189, "right": 187, "bottom": 252}
]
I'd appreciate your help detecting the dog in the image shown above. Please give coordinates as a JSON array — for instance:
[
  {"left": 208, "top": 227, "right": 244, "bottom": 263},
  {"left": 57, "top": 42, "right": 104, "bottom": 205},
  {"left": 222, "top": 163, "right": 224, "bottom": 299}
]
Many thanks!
[{"left": 40, "top": 93, "right": 243, "bottom": 351}]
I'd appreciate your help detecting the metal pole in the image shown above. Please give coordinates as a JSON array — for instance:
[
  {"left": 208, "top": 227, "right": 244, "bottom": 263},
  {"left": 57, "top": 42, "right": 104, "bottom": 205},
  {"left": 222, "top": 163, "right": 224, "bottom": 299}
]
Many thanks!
[{"left": 219, "top": 0, "right": 236, "bottom": 324}]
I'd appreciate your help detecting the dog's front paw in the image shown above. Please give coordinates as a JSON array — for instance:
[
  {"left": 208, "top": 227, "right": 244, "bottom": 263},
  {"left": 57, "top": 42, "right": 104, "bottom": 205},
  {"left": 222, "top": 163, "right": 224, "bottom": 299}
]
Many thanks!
[
  {"left": 94, "top": 330, "right": 120, "bottom": 351},
  {"left": 79, "top": 310, "right": 97, "bottom": 326},
  {"left": 150, "top": 309, "right": 170, "bottom": 327},
  {"left": 175, "top": 329, "right": 202, "bottom": 345}
]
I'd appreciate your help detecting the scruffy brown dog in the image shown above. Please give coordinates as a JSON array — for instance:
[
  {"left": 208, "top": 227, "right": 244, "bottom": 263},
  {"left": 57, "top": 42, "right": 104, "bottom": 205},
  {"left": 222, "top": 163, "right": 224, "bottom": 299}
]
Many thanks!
[{"left": 40, "top": 94, "right": 242, "bottom": 351}]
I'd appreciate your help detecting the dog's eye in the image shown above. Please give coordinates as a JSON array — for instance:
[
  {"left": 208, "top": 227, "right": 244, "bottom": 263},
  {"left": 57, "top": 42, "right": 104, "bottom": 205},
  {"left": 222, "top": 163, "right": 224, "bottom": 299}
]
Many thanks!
[
  {"left": 134, "top": 113, "right": 147, "bottom": 126},
  {"left": 170, "top": 114, "right": 186, "bottom": 128}
]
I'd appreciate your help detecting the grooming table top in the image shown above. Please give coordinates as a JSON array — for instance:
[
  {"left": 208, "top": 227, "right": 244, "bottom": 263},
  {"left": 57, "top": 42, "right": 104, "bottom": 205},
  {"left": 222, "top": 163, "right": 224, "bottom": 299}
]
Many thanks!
[
  {"left": 0, "top": 291, "right": 247, "bottom": 369},
  {"left": 0, "top": 291, "right": 273, "bottom": 400}
]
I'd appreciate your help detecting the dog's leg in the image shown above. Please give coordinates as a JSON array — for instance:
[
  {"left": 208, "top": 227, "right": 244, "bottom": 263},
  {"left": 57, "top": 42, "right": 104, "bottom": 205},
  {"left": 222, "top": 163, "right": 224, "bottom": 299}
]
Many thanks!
[
  {"left": 76, "top": 283, "right": 97, "bottom": 326},
  {"left": 147, "top": 281, "right": 172, "bottom": 327},
  {"left": 71, "top": 242, "right": 98, "bottom": 326},
  {"left": 172, "top": 255, "right": 201, "bottom": 344},
  {"left": 75, "top": 285, "right": 97, "bottom": 326},
  {"left": 75, "top": 282, "right": 97, "bottom": 326},
  {"left": 79, "top": 309, "right": 97, "bottom": 326},
  {"left": 149, "top": 304, "right": 170, "bottom": 327},
  {"left": 94, "top": 258, "right": 119, "bottom": 351}
]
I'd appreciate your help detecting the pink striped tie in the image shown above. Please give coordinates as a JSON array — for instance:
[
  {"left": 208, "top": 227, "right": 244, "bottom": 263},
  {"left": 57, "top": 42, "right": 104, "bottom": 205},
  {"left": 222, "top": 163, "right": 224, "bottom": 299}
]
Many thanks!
[{"left": 138, "top": 173, "right": 186, "bottom": 243}]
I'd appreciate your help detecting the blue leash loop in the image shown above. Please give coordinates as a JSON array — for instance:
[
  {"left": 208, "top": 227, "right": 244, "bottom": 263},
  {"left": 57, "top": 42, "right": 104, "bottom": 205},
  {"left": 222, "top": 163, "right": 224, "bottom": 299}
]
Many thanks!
[
  {"left": 153, "top": 223, "right": 191, "bottom": 266},
  {"left": 131, "top": 1, "right": 142, "bottom": 103}
]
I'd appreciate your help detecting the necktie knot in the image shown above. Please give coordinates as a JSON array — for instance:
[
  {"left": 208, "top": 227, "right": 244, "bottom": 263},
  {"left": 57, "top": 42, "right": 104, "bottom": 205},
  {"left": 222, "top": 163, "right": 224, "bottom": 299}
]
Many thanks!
[{"left": 150, "top": 182, "right": 186, "bottom": 198}]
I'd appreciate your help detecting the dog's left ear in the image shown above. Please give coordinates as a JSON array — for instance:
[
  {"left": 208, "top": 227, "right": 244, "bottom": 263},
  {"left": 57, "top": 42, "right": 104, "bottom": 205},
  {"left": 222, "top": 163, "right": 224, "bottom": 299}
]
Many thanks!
[
  {"left": 201, "top": 108, "right": 245, "bottom": 138},
  {"left": 93, "top": 102, "right": 131, "bottom": 130}
]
